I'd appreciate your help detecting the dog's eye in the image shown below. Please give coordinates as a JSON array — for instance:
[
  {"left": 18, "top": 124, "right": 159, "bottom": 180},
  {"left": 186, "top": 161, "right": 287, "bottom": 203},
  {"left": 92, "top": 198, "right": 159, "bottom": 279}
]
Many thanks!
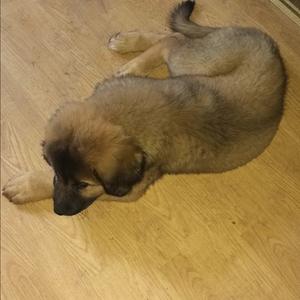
[{"left": 77, "top": 182, "right": 89, "bottom": 189}]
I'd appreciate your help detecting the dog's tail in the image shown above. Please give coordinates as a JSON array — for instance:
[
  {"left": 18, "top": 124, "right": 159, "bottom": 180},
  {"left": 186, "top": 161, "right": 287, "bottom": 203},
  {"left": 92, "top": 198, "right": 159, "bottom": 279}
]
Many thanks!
[{"left": 169, "top": 0, "right": 216, "bottom": 38}]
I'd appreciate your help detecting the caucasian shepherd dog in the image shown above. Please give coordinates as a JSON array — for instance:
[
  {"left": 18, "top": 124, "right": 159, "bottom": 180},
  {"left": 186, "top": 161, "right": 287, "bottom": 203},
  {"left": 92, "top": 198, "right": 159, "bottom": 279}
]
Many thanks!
[{"left": 3, "top": 0, "right": 286, "bottom": 215}]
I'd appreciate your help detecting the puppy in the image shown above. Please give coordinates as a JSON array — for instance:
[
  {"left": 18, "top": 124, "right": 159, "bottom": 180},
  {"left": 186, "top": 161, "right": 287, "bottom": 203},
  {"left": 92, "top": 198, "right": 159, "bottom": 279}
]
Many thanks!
[{"left": 3, "top": 0, "right": 286, "bottom": 215}]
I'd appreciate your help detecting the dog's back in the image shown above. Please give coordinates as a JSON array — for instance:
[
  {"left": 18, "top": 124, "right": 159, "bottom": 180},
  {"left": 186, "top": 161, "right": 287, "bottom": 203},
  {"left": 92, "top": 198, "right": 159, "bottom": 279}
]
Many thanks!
[
  {"left": 157, "top": 0, "right": 287, "bottom": 172},
  {"left": 169, "top": 1, "right": 286, "bottom": 117}
]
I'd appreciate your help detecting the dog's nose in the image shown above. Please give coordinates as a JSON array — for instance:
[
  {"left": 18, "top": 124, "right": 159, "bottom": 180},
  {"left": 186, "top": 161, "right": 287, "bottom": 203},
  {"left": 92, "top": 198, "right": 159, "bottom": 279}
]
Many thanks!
[
  {"left": 54, "top": 202, "right": 81, "bottom": 216},
  {"left": 54, "top": 207, "right": 65, "bottom": 215}
]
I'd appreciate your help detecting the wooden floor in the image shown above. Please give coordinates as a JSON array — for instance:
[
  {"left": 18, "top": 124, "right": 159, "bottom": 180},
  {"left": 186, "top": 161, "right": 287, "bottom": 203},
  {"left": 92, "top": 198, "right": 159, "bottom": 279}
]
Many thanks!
[{"left": 1, "top": 1, "right": 300, "bottom": 299}]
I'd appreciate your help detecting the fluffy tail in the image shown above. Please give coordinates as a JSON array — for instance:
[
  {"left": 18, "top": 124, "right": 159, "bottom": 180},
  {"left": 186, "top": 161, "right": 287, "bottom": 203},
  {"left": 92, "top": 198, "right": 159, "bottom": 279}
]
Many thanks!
[{"left": 169, "top": 0, "right": 216, "bottom": 38}]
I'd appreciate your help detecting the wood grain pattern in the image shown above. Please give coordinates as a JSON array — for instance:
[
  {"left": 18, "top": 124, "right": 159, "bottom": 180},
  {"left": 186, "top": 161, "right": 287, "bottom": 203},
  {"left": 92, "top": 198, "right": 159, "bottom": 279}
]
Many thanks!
[{"left": 1, "top": 0, "right": 300, "bottom": 299}]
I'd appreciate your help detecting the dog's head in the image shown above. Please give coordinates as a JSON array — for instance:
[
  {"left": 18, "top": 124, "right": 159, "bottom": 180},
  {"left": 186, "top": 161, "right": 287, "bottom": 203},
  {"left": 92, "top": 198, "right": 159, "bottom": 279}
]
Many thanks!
[{"left": 42, "top": 102, "right": 146, "bottom": 216}]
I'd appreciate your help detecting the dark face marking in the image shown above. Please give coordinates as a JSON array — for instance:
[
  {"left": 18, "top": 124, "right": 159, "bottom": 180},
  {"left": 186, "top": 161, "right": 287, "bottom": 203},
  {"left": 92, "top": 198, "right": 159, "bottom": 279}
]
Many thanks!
[
  {"left": 43, "top": 143, "right": 98, "bottom": 216},
  {"left": 52, "top": 175, "right": 97, "bottom": 216},
  {"left": 42, "top": 140, "right": 146, "bottom": 214}
]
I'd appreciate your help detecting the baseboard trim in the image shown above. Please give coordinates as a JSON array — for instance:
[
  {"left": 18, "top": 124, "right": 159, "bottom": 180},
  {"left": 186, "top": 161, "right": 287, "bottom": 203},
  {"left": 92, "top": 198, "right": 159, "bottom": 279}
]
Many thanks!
[{"left": 270, "top": 0, "right": 300, "bottom": 26}]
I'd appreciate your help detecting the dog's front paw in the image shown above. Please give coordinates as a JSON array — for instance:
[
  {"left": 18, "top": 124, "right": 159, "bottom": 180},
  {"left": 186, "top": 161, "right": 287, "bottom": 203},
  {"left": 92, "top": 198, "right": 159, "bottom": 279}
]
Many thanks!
[{"left": 2, "top": 171, "right": 53, "bottom": 204}]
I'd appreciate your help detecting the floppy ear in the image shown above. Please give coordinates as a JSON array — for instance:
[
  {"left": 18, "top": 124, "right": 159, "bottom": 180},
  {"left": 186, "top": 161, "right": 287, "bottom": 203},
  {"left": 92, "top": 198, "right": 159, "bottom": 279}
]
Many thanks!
[{"left": 93, "top": 142, "right": 146, "bottom": 197}]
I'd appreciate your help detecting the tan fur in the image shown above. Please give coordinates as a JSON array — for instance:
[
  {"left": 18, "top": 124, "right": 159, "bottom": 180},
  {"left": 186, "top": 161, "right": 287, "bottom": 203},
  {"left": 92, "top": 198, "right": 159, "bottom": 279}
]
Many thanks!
[{"left": 3, "top": 1, "right": 286, "bottom": 215}]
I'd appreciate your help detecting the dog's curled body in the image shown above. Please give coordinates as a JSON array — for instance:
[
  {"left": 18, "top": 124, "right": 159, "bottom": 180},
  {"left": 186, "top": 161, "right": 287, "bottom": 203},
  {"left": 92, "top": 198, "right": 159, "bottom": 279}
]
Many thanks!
[
  {"left": 89, "top": 40, "right": 285, "bottom": 174},
  {"left": 3, "top": 0, "right": 286, "bottom": 215}
]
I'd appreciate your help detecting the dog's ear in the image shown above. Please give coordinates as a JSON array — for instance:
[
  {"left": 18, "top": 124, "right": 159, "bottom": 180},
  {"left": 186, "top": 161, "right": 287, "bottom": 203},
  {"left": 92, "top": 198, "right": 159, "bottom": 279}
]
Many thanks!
[{"left": 93, "top": 140, "right": 146, "bottom": 197}]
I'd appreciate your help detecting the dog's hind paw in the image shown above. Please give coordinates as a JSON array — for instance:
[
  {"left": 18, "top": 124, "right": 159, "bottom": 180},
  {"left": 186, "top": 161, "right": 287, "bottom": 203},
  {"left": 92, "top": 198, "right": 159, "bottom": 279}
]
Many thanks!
[
  {"left": 115, "top": 60, "right": 142, "bottom": 77},
  {"left": 108, "top": 31, "right": 145, "bottom": 53}
]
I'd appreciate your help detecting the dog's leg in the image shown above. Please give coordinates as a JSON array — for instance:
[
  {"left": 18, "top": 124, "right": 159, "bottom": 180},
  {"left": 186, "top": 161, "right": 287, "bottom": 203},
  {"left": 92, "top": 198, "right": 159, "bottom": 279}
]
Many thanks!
[
  {"left": 2, "top": 170, "right": 54, "bottom": 204},
  {"left": 3, "top": 167, "right": 161, "bottom": 204},
  {"left": 115, "top": 33, "right": 184, "bottom": 76},
  {"left": 108, "top": 31, "right": 170, "bottom": 53}
]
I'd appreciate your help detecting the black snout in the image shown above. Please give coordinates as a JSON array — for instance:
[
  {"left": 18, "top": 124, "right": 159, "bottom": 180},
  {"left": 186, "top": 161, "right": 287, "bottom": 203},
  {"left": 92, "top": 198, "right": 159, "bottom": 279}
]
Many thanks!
[
  {"left": 53, "top": 179, "right": 97, "bottom": 216},
  {"left": 53, "top": 196, "right": 97, "bottom": 216},
  {"left": 54, "top": 200, "right": 84, "bottom": 216}
]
